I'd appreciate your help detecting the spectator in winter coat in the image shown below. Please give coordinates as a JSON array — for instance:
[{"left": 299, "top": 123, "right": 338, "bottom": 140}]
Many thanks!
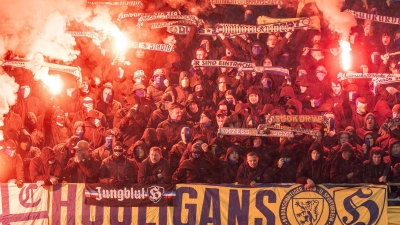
[
  {"left": 99, "top": 141, "right": 136, "bottom": 188},
  {"left": 62, "top": 140, "right": 101, "bottom": 183},
  {"left": 330, "top": 142, "right": 363, "bottom": 183},
  {"left": 236, "top": 152, "right": 266, "bottom": 187},
  {"left": 96, "top": 84, "right": 122, "bottom": 129},
  {"left": 91, "top": 130, "right": 114, "bottom": 162},
  {"left": 128, "top": 140, "right": 148, "bottom": 175},
  {"left": 363, "top": 147, "right": 389, "bottom": 184},
  {"left": 113, "top": 97, "right": 146, "bottom": 149},
  {"left": 269, "top": 145, "right": 297, "bottom": 183},
  {"left": 83, "top": 110, "right": 107, "bottom": 150},
  {"left": 44, "top": 107, "right": 72, "bottom": 148},
  {"left": 138, "top": 147, "right": 171, "bottom": 184},
  {"left": 0, "top": 139, "right": 24, "bottom": 187},
  {"left": 53, "top": 135, "right": 81, "bottom": 169},
  {"left": 157, "top": 103, "right": 191, "bottom": 151},
  {"left": 169, "top": 127, "right": 192, "bottom": 174},
  {"left": 172, "top": 142, "right": 215, "bottom": 183},
  {"left": 192, "top": 109, "right": 218, "bottom": 144},
  {"left": 219, "top": 146, "right": 242, "bottom": 183},
  {"left": 147, "top": 93, "right": 172, "bottom": 129},
  {"left": 356, "top": 112, "right": 380, "bottom": 145},
  {"left": 296, "top": 141, "right": 331, "bottom": 189},
  {"left": 30, "top": 147, "right": 62, "bottom": 186}
]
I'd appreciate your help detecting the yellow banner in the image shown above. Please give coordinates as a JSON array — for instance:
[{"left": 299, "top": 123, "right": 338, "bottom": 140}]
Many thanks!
[
  {"left": 0, "top": 183, "right": 392, "bottom": 224},
  {"left": 173, "top": 184, "right": 387, "bottom": 225}
]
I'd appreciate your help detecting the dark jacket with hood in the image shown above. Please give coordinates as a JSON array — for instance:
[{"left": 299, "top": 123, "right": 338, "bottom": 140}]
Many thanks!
[
  {"left": 169, "top": 140, "right": 188, "bottom": 174},
  {"left": 96, "top": 88, "right": 122, "bottom": 129},
  {"left": 330, "top": 142, "right": 363, "bottom": 183},
  {"left": 236, "top": 159, "right": 266, "bottom": 185},
  {"left": 172, "top": 146, "right": 215, "bottom": 183},
  {"left": 296, "top": 141, "right": 331, "bottom": 185},
  {"left": 147, "top": 103, "right": 169, "bottom": 129},
  {"left": 44, "top": 107, "right": 72, "bottom": 148},
  {"left": 157, "top": 117, "right": 191, "bottom": 151},
  {"left": 269, "top": 145, "right": 298, "bottom": 183},
  {"left": 182, "top": 96, "right": 202, "bottom": 125},
  {"left": 29, "top": 147, "right": 62, "bottom": 185},
  {"left": 356, "top": 112, "right": 380, "bottom": 145},
  {"left": 384, "top": 138, "right": 400, "bottom": 183},
  {"left": 138, "top": 156, "right": 171, "bottom": 185},
  {"left": 219, "top": 147, "right": 242, "bottom": 183},
  {"left": 0, "top": 145, "right": 24, "bottom": 183},
  {"left": 99, "top": 154, "right": 136, "bottom": 184},
  {"left": 113, "top": 98, "right": 147, "bottom": 148},
  {"left": 83, "top": 110, "right": 106, "bottom": 150},
  {"left": 363, "top": 148, "right": 390, "bottom": 184},
  {"left": 128, "top": 140, "right": 148, "bottom": 175},
  {"left": 62, "top": 154, "right": 101, "bottom": 183}
]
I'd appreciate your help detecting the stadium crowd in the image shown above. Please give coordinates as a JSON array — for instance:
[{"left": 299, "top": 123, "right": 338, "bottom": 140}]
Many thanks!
[{"left": 1, "top": 0, "right": 400, "bottom": 204}]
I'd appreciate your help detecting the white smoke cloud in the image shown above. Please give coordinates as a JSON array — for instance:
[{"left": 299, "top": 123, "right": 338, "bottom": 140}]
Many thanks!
[
  {"left": 0, "top": 68, "right": 20, "bottom": 141},
  {"left": 0, "top": 0, "right": 126, "bottom": 62},
  {"left": 315, "top": 0, "right": 357, "bottom": 40},
  {"left": 26, "top": 12, "right": 80, "bottom": 62}
]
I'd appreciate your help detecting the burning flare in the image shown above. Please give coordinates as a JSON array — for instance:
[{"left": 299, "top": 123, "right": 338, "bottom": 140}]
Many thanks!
[
  {"left": 340, "top": 40, "right": 351, "bottom": 71},
  {"left": 114, "top": 31, "right": 128, "bottom": 53}
]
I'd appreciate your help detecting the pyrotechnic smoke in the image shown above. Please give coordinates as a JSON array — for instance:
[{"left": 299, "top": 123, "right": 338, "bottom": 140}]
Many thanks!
[
  {"left": 26, "top": 13, "right": 80, "bottom": 62},
  {"left": 25, "top": 53, "right": 64, "bottom": 95},
  {"left": 0, "top": 0, "right": 127, "bottom": 62},
  {"left": 0, "top": 68, "right": 19, "bottom": 141},
  {"left": 314, "top": 0, "right": 356, "bottom": 39},
  {"left": 0, "top": 0, "right": 91, "bottom": 62}
]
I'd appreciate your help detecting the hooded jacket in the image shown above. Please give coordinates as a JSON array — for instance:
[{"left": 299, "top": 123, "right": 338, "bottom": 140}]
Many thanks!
[
  {"left": 182, "top": 95, "right": 202, "bottom": 124},
  {"left": 96, "top": 87, "right": 122, "bottom": 129},
  {"left": 147, "top": 103, "right": 169, "bottom": 129},
  {"left": 83, "top": 110, "right": 106, "bottom": 150},
  {"left": 219, "top": 147, "right": 242, "bottom": 183},
  {"left": 172, "top": 150, "right": 215, "bottom": 184},
  {"left": 62, "top": 154, "right": 101, "bottom": 183},
  {"left": 99, "top": 154, "right": 137, "bottom": 184},
  {"left": 363, "top": 148, "right": 389, "bottom": 184},
  {"left": 157, "top": 116, "right": 191, "bottom": 151},
  {"left": 356, "top": 112, "right": 379, "bottom": 145},
  {"left": 169, "top": 140, "right": 188, "bottom": 174},
  {"left": 138, "top": 156, "right": 171, "bottom": 185},
  {"left": 0, "top": 146, "right": 24, "bottom": 183},
  {"left": 113, "top": 103, "right": 147, "bottom": 149},
  {"left": 384, "top": 138, "right": 400, "bottom": 182},
  {"left": 29, "top": 147, "right": 62, "bottom": 185},
  {"left": 44, "top": 108, "right": 72, "bottom": 148},
  {"left": 330, "top": 142, "right": 363, "bottom": 183},
  {"left": 296, "top": 141, "right": 331, "bottom": 185}
]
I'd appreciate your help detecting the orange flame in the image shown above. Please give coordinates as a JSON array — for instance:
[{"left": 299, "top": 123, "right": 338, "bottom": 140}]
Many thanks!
[{"left": 339, "top": 40, "right": 352, "bottom": 71}]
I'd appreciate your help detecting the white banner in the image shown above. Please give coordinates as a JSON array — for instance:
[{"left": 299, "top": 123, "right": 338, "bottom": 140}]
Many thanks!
[
  {"left": 347, "top": 10, "right": 400, "bottom": 25},
  {"left": 0, "top": 184, "right": 49, "bottom": 224},
  {"left": 1, "top": 59, "right": 82, "bottom": 79},
  {"left": 129, "top": 42, "right": 173, "bottom": 52}
]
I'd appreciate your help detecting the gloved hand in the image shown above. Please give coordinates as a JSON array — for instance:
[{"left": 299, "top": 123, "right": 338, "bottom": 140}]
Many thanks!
[{"left": 16, "top": 180, "right": 24, "bottom": 188}]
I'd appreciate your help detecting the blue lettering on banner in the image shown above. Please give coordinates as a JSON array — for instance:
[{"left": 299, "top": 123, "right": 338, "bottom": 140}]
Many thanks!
[
  {"left": 228, "top": 190, "right": 250, "bottom": 225},
  {"left": 200, "top": 188, "right": 221, "bottom": 225},
  {"left": 255, "top": 190, "right": 276, "bottom": 225},
  {"left": 173, "top": 187, "right": 198, "bottom": 225}
]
